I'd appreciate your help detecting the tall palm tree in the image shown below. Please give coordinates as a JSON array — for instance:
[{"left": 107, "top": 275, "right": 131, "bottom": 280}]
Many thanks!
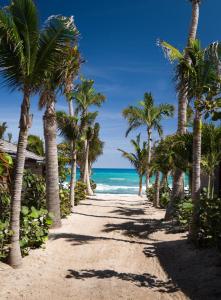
[
  {"left": 201, "top": 124, "right": 221, "bottom": 198},
  {"left": 27, "top": 135, "right": 44, "bottom": 156},
  {"left": 56, "top": 111, "right": 81, "bottom": 209},
  {"left": 178, "top": 40, "right": 221, "bottom": 240},
  {"left": 0, "top": 0, "right": 42, "bottom": 268},
  {"left": 123, "top": 92, "right": 174, "bottom": 190},
  {"left": 38, "top": 16, "right": 78, "bottom": 229},
  {"left": 158, "top": 0, "right": 201, "bottom": 213},
  {"left": 0, "top": 122, "right": 7, "bottom": 139},
  {"left": 61, "top": 45, "right": 82, "bottom": 204},
  {"left": 73, "top": 78, "right": 105, "bottom": 192},
  {"left": 118, "top": 135, "right": 147, "bottom": 197},
  {"left": 0, "top": 2, "right": 78, "bottom": 266}
]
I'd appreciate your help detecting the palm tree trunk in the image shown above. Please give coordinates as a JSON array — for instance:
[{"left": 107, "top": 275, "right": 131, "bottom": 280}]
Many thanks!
[
  {"left": 84, "top": 140, "right": 93, "bottom": 195},
  {"left": 70, "top": 143, "right": 77, "bottom": 211},
  {"left": 43, "top": 101, "right": 61, "bottom": 228},
  {"left": 8, "top": 91, "right": 32, "bottom": 268},
  {"left": 207, "top": 174, "right": 211, "bottom": 198},
  {"left": 189, "top": 109, "right": 202, "bottom": 241},
  {"left": 166, "top": 0, "right": 200, "bottom": 219},
  {"left": 138, "top": 175, "right": 143, "bottom": 197},
  {"left": 146, "top": 128, "right": 152, "bottom": 190},
  {"left": 67, "top": 98, "right": 77, "bottom": 211},
  {"left": 160, "top": 172, "right": 167, "bottom": 188},
  {"left": 154, "top": 171, "right": 160, "bottom": 208}
]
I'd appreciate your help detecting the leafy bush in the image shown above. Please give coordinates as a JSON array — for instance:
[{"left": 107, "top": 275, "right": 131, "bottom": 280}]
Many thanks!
[
  {"left": 0, "top": 204, "right": 53, "bottom": 260},
  {"left": 160, "top": 187, "right": 171, "bottom": 208},
  {"left": 0, "top": 219, "right": 12, "bottom": 260},
  {"left": 146, "top": 187, "right": 154, "bottom": 202},
  {"left": 90, "top": 179, "right": 97, "bottom": 191},
  {"left": 74, "top": 181, "right": 87, "bottom": 206},
  {"left": 19, "top": 206, "right": 53, "bottom": 256},
  {"left": 22, "top": 170, "right": 46, "bottom": 209},
  {"left": 177, "top": 197, "right": 193, "bottom": 229},
  {"left": 176, "top": 189, "right": 221, "bottom": 247},
  {"left": 199, "top": 190, "right": 221, "bottom": 246},
  {"left": 60, "top": 186, "right": 71, "bottom": 218}
]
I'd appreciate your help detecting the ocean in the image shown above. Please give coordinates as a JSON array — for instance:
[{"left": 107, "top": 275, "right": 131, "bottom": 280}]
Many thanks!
[{"left": 74, "top": 168, "right": 188, "bottom": 195}]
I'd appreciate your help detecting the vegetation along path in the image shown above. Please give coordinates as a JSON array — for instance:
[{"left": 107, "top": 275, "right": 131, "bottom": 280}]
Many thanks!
[{"left": 1, "top": 194, "right": 220, "bottom": 300}]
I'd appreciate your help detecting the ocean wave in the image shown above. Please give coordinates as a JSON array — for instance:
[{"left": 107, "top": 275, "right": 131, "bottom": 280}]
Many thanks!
[
  {"left": 95, "top": 184, "right": 146, "bottom": 191},
  {"left": 109, "top": 178, "right": 126, "bottom": 181}
]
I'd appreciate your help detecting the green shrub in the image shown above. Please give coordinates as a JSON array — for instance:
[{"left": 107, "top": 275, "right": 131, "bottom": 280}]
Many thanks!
[
  {"left": 177, "top": 197, "right": 194, "bottom": 229},
  {"left": 19, "top": 206, "right": 53, "bottom": 256},
  {"left": 0, "top": 219, "right": 12, "bottom": 260},
  {"left": 160, "top": 187, "right": 171, "bottom": 208},
  {"left": 146, "top": 187, "right": 154, "bottom": 202},
  {"left": 22, "top": 170, "right": 46, "bottom": 209},
  {"left": 90, "top": 179, "right": 97, "bottom": 191},
  {"left": 74, "top": 181, "right": 87, "bottom": 206},
  {"left": 199, "top": 190, "right": 221, "bottom": 245},
  {"left": 60, "top": 187, "right": 71, "bottom": 218}
]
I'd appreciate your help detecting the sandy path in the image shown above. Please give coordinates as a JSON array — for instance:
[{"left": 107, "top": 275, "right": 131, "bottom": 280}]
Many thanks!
[{"left": 0, "top": 194, "right": 199, "bottom": 299}]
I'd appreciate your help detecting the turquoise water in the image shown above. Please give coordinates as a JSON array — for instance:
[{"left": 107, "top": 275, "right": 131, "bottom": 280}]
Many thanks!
[{"left": 74, "top": 168, "right": 188, "bottom": 194}]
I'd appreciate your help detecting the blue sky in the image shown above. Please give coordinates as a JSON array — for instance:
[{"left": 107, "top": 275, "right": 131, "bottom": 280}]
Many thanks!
[{"left": 0, "top": 0, "right": 220, "bottom": 167}]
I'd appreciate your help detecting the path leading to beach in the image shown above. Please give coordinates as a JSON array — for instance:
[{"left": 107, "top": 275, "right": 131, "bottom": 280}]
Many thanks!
[{"left": 1, "top": 194, "right": 220, "bottom": 300}]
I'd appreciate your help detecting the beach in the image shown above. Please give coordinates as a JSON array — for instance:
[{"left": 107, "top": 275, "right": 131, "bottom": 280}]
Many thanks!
[{"left": 1, "top": 194, "right": 220, "bottom": 300}]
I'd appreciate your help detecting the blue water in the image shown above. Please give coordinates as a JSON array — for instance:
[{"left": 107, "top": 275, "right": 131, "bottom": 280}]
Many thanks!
[{"left": 73, "top": 168, "right": 189, "bottom": 195}]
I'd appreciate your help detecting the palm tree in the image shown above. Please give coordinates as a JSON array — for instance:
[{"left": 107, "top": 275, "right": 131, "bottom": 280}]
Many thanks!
[
  {"left": 123, "top": 92, "right": 174, "bottom": 190},
  {"left": 158, "top": 0, "right": 201, "bottom": 212},
  {"left": 201, "top": 124, "right": 221, "bottom": 198},
  {"left": 0, "top": 2, "right": 78, "bottom": 266},
  {"left": 56, "top": 111, "right": 81, "bottom": 209},
  {"left": 118, "top": 135, "right": 148, "bottom": 197},
  {"left": 61, "top": 45, "right": 82, "bottom": 203},
  {"left": 38, "top": 16, "right": 78, "bottom": 229},
  {"left": 177, "top": 40, "right": 221, "bottom": 240},
  {"left": 27, "top": 135, "right": 44, "bottom": 156},
  {"left": 0, "top": 122, "right": 7, "bottom": 139},
  {"left": 7, "top": 133, "right": 13, "bottom": 143},
  {"left": 0, "top": 0, "right": 42, "bottom": 268},
  {"left": 73, "top": 78, "right": 105, "bottom": 192}
]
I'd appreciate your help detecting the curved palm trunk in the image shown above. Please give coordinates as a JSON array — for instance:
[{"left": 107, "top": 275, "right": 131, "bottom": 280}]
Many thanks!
[
  {"left": 154, "top": 171, "right": 160, "bottom": 208},
  {"left": 8, "top": 91, "right": 32, "bottom": 268},
  {"left": 70, "top": 143, "right": 77, "bottom": 211},
  {"left": 189, "top": 109, "right": 202, "bottom": 240},
  {"left": 68, "top": 99, "right": 77, "bottom": 211},
  {"left": 167, "top": 0, "right": 200, "bottom": 219},
  {"left": 83, "top": 140, "right": 93, "bottom": 196},
  {"left": 43, "top": 101, "right": 61, "bottom": 228},
  {"left": 146, "top": 128, "right": 152, "bottom": 190},
  {"left": 138, "top": 175, "right": 143, "bottom": 197}
]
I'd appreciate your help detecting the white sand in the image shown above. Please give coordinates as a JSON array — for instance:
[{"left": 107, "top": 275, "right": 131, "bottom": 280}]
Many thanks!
[{"left": 0, "top": 194, "right": 220, "bottom": 300}]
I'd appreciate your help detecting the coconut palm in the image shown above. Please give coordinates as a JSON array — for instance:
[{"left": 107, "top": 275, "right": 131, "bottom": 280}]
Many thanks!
[
  {"left": 73, "top": 79, "right": 105, "bottom": 192},
  {"left": 27, "top": 135, "right": 44, "bottom": 156},
  {"left": 38, "top": 16, "right": 78, "bottom": 230},
  {"left": 61, "top": 45, "right": 82, "bottom": 203},
  {"left": 158, "top": 0, "right": 201, "bottom": 213},
  {"left": 118, "top": 135, "right": 148, "bottom": 197},
  {"left": 56, "top": 111, "right": 82, "bottom": 209},
  {"left": 0, "top": 122, "right": 7, "bottom": 139},
  {"left": 0, "top": 0, "right": 78, "bottom": 266},
  {"left": 0, "top": 0, "right": 41, "bottom": 267},
  {"left": 201, "top": 123, "right": 221, "bottom": 198},
  {"left": 123, "top": 92, "right": 174, "bottom": 190},
  {"left": 176, "top": 40, "right": 221, "bottom": 240}
]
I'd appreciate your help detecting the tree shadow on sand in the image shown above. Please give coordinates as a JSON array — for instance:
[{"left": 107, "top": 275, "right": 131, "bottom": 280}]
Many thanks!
[
  {"left": 143, "top": 239, "right": 221, "bottom": 300},
  {"left": 102, "top": 219, "right": 164, "bottom": 240},
  {"left": 50, "top": 232, "right": 150, "bottom": 246},
  {"left": 65, "top": 269, "right": 178, "bottom": 293}
]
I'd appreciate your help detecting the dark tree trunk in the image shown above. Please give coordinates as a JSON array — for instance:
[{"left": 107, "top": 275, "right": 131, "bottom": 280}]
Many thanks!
[{"left": 9, "top": 91, "right": 32, "bottom": 268}]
